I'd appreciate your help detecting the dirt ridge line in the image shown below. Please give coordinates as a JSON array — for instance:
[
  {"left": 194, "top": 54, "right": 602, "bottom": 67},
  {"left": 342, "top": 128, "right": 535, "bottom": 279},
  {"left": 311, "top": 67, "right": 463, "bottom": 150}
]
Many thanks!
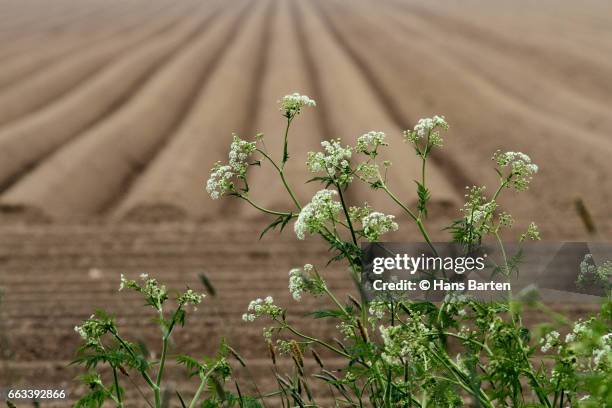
[
  {"left": 0, "top": 1, "right": 253, "bottom": 219},
  {"left": 0, "top": 7, "right": 190, "bottom": 127},
  {"left": 293, "top": 0, "right": 460, "bottom": 215},
  {"left": 387, "top": 0, "right": 612, "bottom": 103},
  {"left": 111, "top": 0, "right": 274, "bottom": 221},
  {"left": 0, "top": 6, "right": 221, "bottom": 196},
  {"left": 98, "top": 1, "right": 256, "bottom": 216},
  {"left": 0, "top": 0, "right": 183, "bottom": 90},
  {"left": 309, "top": 0, "right": 475, "bottom": 199}
]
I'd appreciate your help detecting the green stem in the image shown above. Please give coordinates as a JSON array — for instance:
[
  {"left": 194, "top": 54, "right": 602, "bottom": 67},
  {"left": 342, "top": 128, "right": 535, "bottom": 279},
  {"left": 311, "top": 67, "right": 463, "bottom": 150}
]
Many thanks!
[
  {"left": 111, "top": 331, "right": 158, "bottom": 394},
  {"left": 380, "top": 183, "right": 437, "bottom": 255},
  {"left": 429, "top": 347, "right": 494, "bottom": 408},
  {"left": 281, "top": 322, "right": 351, "bottom": 359},
  {"left": 112, "top": 365, "right": 123, "bottom": 407},
  {"left": 494, "top": 231, "right": 510, "bottom": 276},
  {"left": 281, "top": 117, "right": 293, "bottom": 168},
  {"left": 335, "top": 184, "right": 358, "bottom": 246},
  {"left": 240, "top": 196, "right": 293, "bottom": 217},
  {"left": 188, "top": 366, "right": 216, "bottom": 408},
  {"left": 256, "top": 148, "right": 301, "bottom": 210},
  {"left": 280, "top": 170, "right": 301, "bottom": 210}
]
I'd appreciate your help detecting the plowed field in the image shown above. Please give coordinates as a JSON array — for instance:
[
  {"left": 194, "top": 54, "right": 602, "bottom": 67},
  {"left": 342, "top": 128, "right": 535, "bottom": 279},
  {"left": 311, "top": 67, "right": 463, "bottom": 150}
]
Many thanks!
[{"left": 0, "top": 0, "right": 611, "bottom": 405}]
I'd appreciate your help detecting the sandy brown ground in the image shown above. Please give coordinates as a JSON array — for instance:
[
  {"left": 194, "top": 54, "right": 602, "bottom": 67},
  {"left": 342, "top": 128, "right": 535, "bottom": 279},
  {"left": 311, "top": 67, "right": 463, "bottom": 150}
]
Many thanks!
[{"left": 0, "top": 0, "right": 611, "bottom": 405}]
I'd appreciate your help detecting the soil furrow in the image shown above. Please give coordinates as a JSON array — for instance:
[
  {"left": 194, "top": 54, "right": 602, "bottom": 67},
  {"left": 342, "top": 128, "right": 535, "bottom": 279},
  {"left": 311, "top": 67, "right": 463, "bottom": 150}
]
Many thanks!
[
  {"left": 0, "top": 8, "right": 220, "bottom": 196},
  {"left": 313, "top": 0, "right": 612, "bottom": 237},
  {"left": 238, "top": 0, "right": 325, "bottom": 217},
  {"left": 295, "top": 0, "right": 460, "bottom": 219},
  {"left": 379, "top": 0, "right": 612, "bottom": 136},
  {"left": 0, "top": 1, "right": 181, "bottom": 90},
  {"left": 0, "top": 2, "right": 252, "bottom": 219},
  {"left": 111, "top": 0, "right": 275, "bottom": 221},
  {"left": 0, "top": 7, "right": 192, "bottom": 127},
  {"left": 388, "top": 0, "right": 612, "bottom": 105}
]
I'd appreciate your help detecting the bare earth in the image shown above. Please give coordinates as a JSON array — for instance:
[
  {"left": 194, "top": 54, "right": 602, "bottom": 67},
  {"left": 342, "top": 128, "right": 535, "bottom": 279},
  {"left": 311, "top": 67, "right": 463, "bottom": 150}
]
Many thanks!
[{"left": 0, "top": 0, "right": 611, "bottom": 405}]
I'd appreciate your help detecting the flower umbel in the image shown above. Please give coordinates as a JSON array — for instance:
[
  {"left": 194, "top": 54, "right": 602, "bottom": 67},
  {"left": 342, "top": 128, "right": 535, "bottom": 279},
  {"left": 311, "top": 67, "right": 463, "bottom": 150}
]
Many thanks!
[
  {"left": 119, "top": 273, "right": 168, "bottom": 311},
  {"left": 403, "top": 115, "right": 448, "bottom": 149},
  {"left": 361, "top": 211, "right": 398, "bottom": 241},
  {"left": 307, "top": 139, "right": 353, "bottom": 186},
  {"left": 356, "top": 131, "right": 388, "bottom": 155},
  {"left": 228, "top": 134, "right": 256, "bottom": 175},
  {"left": 206, "top": 163, "right": 234, "bottom": 200},
  {"left": 288, "top": 264, "right": 326, "bottom": 301},
  {"left": 493, "top": 150, "right": 538, "bottom": 191},
  {"left": 242, "top": 296, "right": 283, "bottom": 322},
  {"left": 278, "top": 93, "right": 316, "bottom": 119},
  {"left": 294, "top": 189, "right": 342, "bottom": 240}
]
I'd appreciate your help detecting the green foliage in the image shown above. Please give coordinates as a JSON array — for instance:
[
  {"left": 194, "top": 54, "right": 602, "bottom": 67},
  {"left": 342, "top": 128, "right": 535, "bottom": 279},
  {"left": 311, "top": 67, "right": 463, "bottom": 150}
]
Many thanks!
[
  {"left": 210, "top": 93, "right": 610, "bottom": 407},
  {"left": 72, "top": 93, "right": 611, "bottom": 408}
]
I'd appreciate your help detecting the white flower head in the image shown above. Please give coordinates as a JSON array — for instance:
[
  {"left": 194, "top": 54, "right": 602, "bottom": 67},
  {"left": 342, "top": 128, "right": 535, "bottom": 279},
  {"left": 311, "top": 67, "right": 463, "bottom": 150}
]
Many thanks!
[
  {"left": 379, "top": 312, "right": 431, "bottom": 366},
  {"left": 206, "top": 162, "right": 234, "bottom": 200},
  {"left": 228, "top": 134, "right": 256, "bottom": 174},
  {"left": 294, "top": 190, "right": 342, "bottom": 240},
  {"left": 288, "top": 264, "right": 326, "bottom": 301},
  {"left": 178, "top": 288, "right": 205, "bottom": 309},
  {"left": 404, "top": 115, "right": 448, "bottom": 147},
  {"left": 206, "top": 134, "right": 255, "bottom": 200},
  {"left": 362, "top": 211, "right": 398, "bottom": 241},
  {"left": 243, "top": 296, "right": 283, "bottom": 322},
  {"left": 520, "top": 222, "right": 540, "bottom": 242},
  {"left": 493, "top": 151, "right": 538, "bottom": 191},
  {"left": 74, "top": 316, "right": 109, "bottom": 346},
  {"left": 307, "top": 139, "right": 353, "bottom": 185},
  {"left": 357, "top": 131, "right": 387, "bottom": 154},
  {"left": 368, "top": 301, "right": 387, "bottom": 319},
  {"left": 540, "top": 331, "right": 560, "bottom": 353},
  {"left": 278, "top": 93, "right": 316, "bottom": 118}
]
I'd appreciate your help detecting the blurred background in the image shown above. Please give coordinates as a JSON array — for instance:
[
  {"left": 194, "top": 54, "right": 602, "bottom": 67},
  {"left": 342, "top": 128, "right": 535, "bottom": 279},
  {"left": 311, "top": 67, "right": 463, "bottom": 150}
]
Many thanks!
[{"left": 0, "top": 0, "right": 610, "bottom": 404}]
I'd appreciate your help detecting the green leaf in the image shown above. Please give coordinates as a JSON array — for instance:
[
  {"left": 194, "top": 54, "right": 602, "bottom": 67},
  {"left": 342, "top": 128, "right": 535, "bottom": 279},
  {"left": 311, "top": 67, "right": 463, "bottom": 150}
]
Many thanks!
[
  {"left": 259, "top": 213, "right": 293, "bottom": 239},
  {"left": 176, "top": 391, "right": 187, "bottom": 408},
  {"left": 309, "top": 309, "right": 350, "bottom": 319},
  {"left": 198, "top": 272, "right": 216, "bottom": 297},
  {"left": 415, "top": 180, "right": 431, "bottom": 217}
]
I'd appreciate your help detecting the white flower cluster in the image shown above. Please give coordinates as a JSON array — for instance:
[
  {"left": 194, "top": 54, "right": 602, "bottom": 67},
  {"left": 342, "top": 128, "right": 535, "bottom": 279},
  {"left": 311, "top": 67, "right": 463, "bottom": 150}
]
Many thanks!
[
  {"left": 206, "top": 163, "right": 234, "bottom": 200},
  {"left": 520, "top": 222, "right": 540, "bottom": 242},
  {"left": 368, "top": 300, "right": 387, "bottom": 320},
  {"left": 177, "top": 288, "right": 205, "bottom": 311},
  {"left": 288, "top": 267, "right": 305, "bottom": 301},
  {"left": 466, "top": 201, "right": 497, "bottom": 226},
  {"left": 493, "top": 151, "right": 538, "bottom": 191},
  {"left": 288, "top": 264, "right": 325, "bottom": 301},
  {"left": 278, "top": 93, "right": 316, "bottom": 118},
  {"left": 228, "top": 134, "right": 256, "bottom": 174},
  {"left": 119, "top": 273, "right": 168, "bottom": 310},
  {"left": 206, "top": 135, "right": 256, "bottom": 200},
  {"left": 540, "top": 330, "right": 560, "bottom": 353},
  {"left": 404, "top": 115, "right": 448, "bottom": 147},
  {"left": 362, "top": 211, "right": 398, "bottom": 241},
  {"left": 242, "top": 296, "right": 282, "bottom": 322},
  {"left": 307, "top": 139, "right": 353, "bottom": 185},
  {"left": 356, "top": 131, "right": 387, "bottom": 154},
  {"left": 566, "top": 319, "right": 590, "bottom": 344},
  {"left": 379, "top": 313, "right": 431, "bottom": 366},
  {"left": 592, "top": 333, "right": 611, "bottom": 369},
  {"left": 576, "top": 253, "right": 612, "bottom": 288},
  {"left": 74, "top": 315, "right": 108, "bottom": 347},
  {"left": 294, "top": 190, "right": 342, "bottom": 240}
]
